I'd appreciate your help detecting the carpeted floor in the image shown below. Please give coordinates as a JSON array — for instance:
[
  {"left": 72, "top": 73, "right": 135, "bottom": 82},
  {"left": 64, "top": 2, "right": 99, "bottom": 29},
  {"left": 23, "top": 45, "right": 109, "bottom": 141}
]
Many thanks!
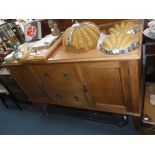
[{"left": 0, "top": 99, "right": 139, "bottom": 135}]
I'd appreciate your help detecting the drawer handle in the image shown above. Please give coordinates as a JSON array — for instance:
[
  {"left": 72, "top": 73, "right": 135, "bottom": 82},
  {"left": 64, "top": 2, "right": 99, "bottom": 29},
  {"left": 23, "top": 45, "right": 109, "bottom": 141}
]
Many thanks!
[
  {"left": 82, "top": 84, "right": 88, "bottom": 93},
  {"left": 74, "top": 96, "right": 79, "bottom": 101},
  {"left": 63, "top": 73, "right": 69, "bottom": 80},
  {"left": 55, "top": 94, "right": 63, "bottom": 99},
  {"left": 44, "top": 73, "right": 49, "bottom": 79}
]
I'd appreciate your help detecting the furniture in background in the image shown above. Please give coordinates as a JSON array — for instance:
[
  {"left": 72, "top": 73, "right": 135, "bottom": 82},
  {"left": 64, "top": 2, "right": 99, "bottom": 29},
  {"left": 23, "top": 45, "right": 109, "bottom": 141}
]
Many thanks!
[
  {"left": 0, "top": 20, "right": 25, "bottom": 64},
  {"left": 0, "top": 80, "right": 22, "bottom": 110},
  {"left": 142, "top": 36, "right": 155, "bottom": 134},
  {"left": 0, "top": 67, "right": 31, "bottom": 109},
  {"left": 0, "top": 82, "right": 9, "bottom": 108}
]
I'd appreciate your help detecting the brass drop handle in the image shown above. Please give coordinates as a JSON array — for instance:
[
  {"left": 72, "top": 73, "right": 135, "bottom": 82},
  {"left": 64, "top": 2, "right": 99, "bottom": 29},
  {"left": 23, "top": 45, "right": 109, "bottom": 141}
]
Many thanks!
[
  {"left": 82, "top": 84, "right": 88, "bottom": 93},
  {"left": 44, "top": 72, "right": 49, "bottom": 79},
  {"left": 63, "top": 73, "right": 69, "bottom": 80},
  {"left": 55, "top": 94, "right": 63, "bottom": 99},
  {"left": 74, "top": 96, "right": 79, "bottom": 101}
]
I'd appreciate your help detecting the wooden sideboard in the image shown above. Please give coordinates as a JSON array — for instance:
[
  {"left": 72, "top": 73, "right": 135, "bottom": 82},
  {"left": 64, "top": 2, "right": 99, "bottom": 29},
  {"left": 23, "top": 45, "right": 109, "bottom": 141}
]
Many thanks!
[
  {"left": 6, "top": 59, "right": 141, "bottom": 116},
  {"left": 2, "top": 19, "right": 144, "bottom": 129}
]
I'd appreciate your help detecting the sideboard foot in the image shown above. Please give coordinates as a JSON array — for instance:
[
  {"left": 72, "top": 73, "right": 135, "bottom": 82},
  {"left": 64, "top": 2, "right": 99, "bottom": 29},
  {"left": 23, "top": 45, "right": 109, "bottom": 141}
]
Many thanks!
[
  {"left": 133, "top": 116, "right": 142, "bottom": 132},
  {"left": 33, "top": 102, "right": 48, "bottom": 116}
]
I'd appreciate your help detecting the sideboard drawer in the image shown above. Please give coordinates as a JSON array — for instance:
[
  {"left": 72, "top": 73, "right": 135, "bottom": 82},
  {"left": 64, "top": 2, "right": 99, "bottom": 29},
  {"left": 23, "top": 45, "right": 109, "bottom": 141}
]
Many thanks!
[{"left": 34, "top": 63, "right": 81, "bottom": 85}]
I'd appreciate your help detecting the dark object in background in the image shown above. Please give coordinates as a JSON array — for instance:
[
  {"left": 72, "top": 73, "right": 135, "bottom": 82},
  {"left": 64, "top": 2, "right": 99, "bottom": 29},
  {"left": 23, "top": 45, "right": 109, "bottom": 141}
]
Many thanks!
[
  {"left": 0, "top": 49, "right": 12, "bottom": 63},
  {"left": 11, "top": 22, "right": 25, "bottom": 44},
  {"left": 1, "top": 22, "right": 21, "bottom": 49},
  {"left": 0, "top": 20, "right": 24, "bottom": 48},
  {"left": 0, "top": 82, "right": 22, "bottom": 110},
  {"left": 0, "top": 69, "right": 31, "bottom": 105},
  {"left": 47, "top": 104, "right": 128, "bottom": 127},
  {"left": 142, "top": 22, "right": 155, "bottom": 134},
  {"left": 0, "top": 20, "right": 24, "bottom": 64},
  {"left": 48, "top": 20, "right": 61, "bottom": 36},
  {"left": 24, "top": 20, "right": 51, "bottom": 42},
  {"left": 143, "top": 20, "right": 155, "bottom": 82}
]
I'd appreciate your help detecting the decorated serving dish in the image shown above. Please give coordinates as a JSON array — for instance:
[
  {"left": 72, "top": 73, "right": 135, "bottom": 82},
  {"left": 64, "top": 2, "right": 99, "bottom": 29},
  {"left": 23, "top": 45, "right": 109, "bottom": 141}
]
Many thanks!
[
  {"left": 97, "top": 32, "right": 139, "bottom": 55},
  {"left": 108, "top": 21, "right": 140, "bottom": 35},
  {"left": 96, "top": 20, "right": 141, "bottom": 55},
  {"left": 62, "top": 21, "right": 100, "bottom": 51}
]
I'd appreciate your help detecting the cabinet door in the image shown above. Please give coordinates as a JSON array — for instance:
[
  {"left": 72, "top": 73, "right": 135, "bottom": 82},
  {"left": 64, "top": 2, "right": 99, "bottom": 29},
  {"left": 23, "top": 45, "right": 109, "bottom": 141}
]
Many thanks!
[
  {"left": 34, "top": 63, "right": 89, "bottom": 108},
  {"left": 78, "top": 61, "right": 128, "bottom": 113},
  {"left": 8, "top": 66, "right": 48, "bottom": 101}
]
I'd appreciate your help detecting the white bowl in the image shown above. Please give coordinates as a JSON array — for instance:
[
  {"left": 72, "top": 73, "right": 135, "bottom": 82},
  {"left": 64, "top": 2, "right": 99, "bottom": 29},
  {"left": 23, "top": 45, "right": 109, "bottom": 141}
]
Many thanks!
[{"left": 149, "top": 26, "right": 155, "bottom": 34}]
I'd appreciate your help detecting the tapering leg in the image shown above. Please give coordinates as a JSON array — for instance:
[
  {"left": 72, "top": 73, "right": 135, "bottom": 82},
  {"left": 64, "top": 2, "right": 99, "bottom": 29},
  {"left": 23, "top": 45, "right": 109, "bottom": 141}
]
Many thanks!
[
  {"left": 133, "top": 116, "right": 142, "bottom": 131},
  {"left": 0, "top": 95, "right": 8, "bottom": 108},
  {"left": 33, "top": 101, "right": 48, "bottom": 116},
  {"left": 9, "top": 94, "right": 22, "bottom": 110}
]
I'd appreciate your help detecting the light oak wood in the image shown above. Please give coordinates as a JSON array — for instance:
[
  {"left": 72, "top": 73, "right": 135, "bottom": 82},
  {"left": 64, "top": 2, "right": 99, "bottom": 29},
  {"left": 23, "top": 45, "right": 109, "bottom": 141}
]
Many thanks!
[
  {"left": 34, "top": 63, "right": 89, "bottom": 108},
  {"left": 128, "top": 60, "right": 141, "bottom": 113},
  {"left": 120, "top": 61, "right": 133, "bottom": 112},
  {"left": 47, "top": 45, "right": 141, "bottom": 63},
  {"left": 8, "top": 66, "right": 49, "bottom": 102},
  {"left": 18, "top": 36, "right": 63, "bottom": 64},
  {"left": 6, "top": 59, "right": 142, "bottom": 116},
  {"left": 34, "top": 63, "right": 81, "bottom": 85},
  {"left": 78, "top": 61, "right": 127, "bottom": 113}
]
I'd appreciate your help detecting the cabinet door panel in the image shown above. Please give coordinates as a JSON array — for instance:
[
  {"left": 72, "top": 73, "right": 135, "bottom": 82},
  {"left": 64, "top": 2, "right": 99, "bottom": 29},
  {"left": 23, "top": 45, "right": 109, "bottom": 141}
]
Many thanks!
[
  {"left": 79, "top": 62, "right": 127, "bottom": 113},
  {"left": 83, "top": 68, "right": 123, "bottom": 105}
]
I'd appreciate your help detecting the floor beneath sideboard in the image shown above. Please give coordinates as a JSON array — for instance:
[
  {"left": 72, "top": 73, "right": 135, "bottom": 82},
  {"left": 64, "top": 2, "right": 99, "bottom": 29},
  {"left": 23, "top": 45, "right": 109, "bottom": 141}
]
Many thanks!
[{"left": 0, "top": 99, "right": 139, "bottom": 135}]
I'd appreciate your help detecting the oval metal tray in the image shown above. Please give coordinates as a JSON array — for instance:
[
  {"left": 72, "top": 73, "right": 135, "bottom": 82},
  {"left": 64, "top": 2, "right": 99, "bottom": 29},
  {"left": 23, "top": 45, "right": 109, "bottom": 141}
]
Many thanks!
[{"left": 97, "top": 33, "right": 139, "bottom": 55}]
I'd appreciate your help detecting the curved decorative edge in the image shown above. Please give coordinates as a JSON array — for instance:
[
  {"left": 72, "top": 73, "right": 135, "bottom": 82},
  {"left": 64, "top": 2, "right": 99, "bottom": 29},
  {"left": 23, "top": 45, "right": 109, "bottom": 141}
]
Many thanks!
[
  {"left": 131, "top": 26, "right": 140, "bottom": 34},
  {"left": 66, "top": 22, "right": 100, "bottom": 46},
  {"left": 97, "top": 33, "right": 139, "bottom": 55}
]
